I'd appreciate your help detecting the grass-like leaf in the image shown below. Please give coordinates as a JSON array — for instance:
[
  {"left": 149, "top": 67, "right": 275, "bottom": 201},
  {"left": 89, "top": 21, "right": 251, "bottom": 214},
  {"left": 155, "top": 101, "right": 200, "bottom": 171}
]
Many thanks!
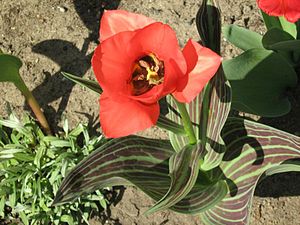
[
  {"left": 62, "top": 72, "right": 102, "bottom": 94},
  {"left": 0, "top": 114, "right": 108, "bottom": 224}
]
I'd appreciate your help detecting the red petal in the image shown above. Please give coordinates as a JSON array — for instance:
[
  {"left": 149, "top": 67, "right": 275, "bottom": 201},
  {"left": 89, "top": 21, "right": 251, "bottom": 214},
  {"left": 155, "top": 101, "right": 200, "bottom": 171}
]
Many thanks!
[
  {"left": 92, "top": 31, "right": 137, "bottom": 100},
  {"left": 99, "top": 93, "right": 159, "bottom": 138},
  {"left": 173, "top": 39, "right": 221, "bottom": 103},
  {"left": 100, "top": 10, "right": 156, "bottom": 42},
  {"left": 257, "top": 0, "right": 300, "bottom": 23}
]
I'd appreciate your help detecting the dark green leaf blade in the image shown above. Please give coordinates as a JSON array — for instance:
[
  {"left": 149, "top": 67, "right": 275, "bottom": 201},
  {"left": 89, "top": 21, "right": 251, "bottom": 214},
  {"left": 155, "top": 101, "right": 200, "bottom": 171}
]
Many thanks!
[
  {"left": 61, "top": 72, "right": 102, "bottom": 94},
  {"left": 267, "top": 40, "right": 300, "bottom": 52},
  {"left": 201, "top": 117, "right": 300, "bottom": 225},
  {"left": 261, "top": 11, "right": 282, "bottom": 30},
  {"left": 262, "top": 28, "right": 295, "bottom": 50},
  {"left": 223, "top": 25, "right": 263, "bottom": 51},
  {"left": 223, "top": 48, "right": 297, "bottom": 117}
]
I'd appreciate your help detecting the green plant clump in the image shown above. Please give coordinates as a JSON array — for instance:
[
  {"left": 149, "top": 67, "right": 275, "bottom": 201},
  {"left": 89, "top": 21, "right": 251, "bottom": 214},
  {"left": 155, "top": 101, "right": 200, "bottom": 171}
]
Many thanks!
[{"left": 0, "top": 113, "right": 108, "bottom": 225}]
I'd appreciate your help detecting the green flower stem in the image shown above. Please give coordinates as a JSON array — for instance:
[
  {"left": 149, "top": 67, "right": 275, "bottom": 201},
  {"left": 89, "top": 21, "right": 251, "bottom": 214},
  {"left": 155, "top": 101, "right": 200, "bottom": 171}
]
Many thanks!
[
  {"left": 173, "top": 97, "right": 196, "bottom": 145},
  {"left": 199, "top": 83, "right": 211, "bottom": 143},
  {"left": 16, "top": 82, "right": 52, "bottom": 135}
]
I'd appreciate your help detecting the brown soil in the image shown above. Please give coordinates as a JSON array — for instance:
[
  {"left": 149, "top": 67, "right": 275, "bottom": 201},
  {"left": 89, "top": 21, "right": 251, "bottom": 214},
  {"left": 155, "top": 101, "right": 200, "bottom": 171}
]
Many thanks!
[{"left": 1, "top": 0, "right": 300, "bottom": 224}]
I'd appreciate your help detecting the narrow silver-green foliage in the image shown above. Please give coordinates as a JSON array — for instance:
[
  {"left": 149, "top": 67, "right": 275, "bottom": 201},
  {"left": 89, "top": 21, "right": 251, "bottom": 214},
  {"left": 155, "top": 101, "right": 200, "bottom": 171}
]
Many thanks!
[
  {"left": 201, "top": 118, "right": 300, "bottom": 225},
  {"left": 0, "top": 114, "right": 107, "bottom": 225}
]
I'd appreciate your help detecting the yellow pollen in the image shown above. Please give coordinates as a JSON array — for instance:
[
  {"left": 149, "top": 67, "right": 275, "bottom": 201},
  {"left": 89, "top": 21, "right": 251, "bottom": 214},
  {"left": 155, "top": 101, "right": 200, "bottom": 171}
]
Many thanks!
[{"left": 146, "top": 67, "right": 162, "bottom": 85}]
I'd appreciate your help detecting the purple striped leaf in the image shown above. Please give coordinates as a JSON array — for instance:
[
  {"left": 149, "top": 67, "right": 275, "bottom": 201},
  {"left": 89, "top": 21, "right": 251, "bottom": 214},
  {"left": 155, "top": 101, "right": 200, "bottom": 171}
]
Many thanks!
[
  {"left": 167, "top": 67, "right": 231, "bottom": 170},
  {"left": 147, "top": 143, "right": 206, "bottom": 214},
  {"left": 200, "top": 118, "right": 300, "bottom": 225},
  {"left": 53, "top": 135, "right": 228, "bottom": 214}
]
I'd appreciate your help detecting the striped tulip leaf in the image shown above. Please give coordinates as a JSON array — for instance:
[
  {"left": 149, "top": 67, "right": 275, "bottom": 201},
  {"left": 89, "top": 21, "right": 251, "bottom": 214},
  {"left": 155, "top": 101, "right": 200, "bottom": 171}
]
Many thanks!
[
  {"left": 53, "top": 136, "right": 174, "bottom": 205},
  {"left": 201, "top": 68, "right": 231, "bottom": 170},
  {"left": 53, "top": 135, "right": 229, "bottom": 214},
  {"left": 167, "top": 67, "right": 231, "bottom": 170},
  {"left": 200, "top": 117, "right": 300, "bottom": 225},
  {"left": 147, "top": 143, "right": 205, "bottom": 214}
]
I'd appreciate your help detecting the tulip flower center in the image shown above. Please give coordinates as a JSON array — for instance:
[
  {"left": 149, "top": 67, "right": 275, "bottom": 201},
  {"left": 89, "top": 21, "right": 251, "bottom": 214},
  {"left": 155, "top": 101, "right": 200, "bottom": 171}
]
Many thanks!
[{"left": 130, "top": 53, "right": 164, "bottom": 96}]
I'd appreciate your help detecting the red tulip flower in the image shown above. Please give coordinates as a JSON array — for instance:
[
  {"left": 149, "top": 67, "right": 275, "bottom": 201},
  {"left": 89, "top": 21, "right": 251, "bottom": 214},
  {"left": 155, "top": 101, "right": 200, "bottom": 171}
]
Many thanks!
[
  {"left": 92, "top": 10, "right": 221, "bottom": 138},
  {"left": 257, "top": 0, "right": 300, "bottom": 23}
]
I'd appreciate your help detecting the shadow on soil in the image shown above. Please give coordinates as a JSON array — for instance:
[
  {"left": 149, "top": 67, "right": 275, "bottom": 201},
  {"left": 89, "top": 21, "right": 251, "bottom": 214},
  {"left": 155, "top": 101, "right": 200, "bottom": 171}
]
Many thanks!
[
  {"left": 255, "top": 84, "right": 300, "bottom": 197},
  {"left": 29, "top": 0, "right": 121, "bottom": 132}
]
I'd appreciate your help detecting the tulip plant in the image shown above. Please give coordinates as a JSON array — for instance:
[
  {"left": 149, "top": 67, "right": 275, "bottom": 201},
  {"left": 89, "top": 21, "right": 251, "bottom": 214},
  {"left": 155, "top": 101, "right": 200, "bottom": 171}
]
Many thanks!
[
  {"left": 223, "top": 0, "right": 300, "bottom": 117},
  {"left": 51, "top": 0, "right": 300, "bottom": 225}
]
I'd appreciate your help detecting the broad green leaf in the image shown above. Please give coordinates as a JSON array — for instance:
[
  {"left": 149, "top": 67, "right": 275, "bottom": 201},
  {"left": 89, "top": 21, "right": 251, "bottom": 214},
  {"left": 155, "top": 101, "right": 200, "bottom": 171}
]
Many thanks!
[
  {"left": 223, "top": 48, "right": 297, "bottom": 117},
  {"left": 262, "top": 28, "right": 300, "bottom": 59},
  {"left": 201, "top": 117, "right": 300, "bottom": 225},
  {"left": 0, "top": 54, "right": 29, "bottom": 95},
  {"left": 0, "top": 54, "right": 22, "bottom": 83},
  {"left": 262, "top": 28, "right": 295, "bottom": 49},
  {"left": 62, "top": 72, "right": 102, "bottom": 94},
  {"left": 147, "top": 143, "right": 205, "bottom": 214},
  {"left": 222, "top": 25, "right": 263, "bottom": 51},
  {"left": 265, "top": 40, "right": 300, "bottom": 52}
]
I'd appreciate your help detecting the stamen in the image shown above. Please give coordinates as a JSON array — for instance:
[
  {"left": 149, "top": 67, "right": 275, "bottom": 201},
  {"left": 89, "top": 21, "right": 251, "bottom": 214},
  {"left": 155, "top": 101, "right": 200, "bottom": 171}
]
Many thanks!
[{"left": 130, "top": 53, "right": 164, "bottom": 96}]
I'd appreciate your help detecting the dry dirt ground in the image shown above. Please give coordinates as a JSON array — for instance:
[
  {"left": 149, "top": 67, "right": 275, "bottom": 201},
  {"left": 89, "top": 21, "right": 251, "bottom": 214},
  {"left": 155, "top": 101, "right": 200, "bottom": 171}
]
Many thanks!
[{"left": 1, "top": 0, "right": 300, "bottom": 224}]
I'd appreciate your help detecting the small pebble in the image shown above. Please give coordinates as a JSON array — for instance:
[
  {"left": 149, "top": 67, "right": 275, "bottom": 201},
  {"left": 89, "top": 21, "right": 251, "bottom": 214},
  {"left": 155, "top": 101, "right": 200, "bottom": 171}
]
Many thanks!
[{"left": 57, "top": 6, "right": 67, "bottom": 13}]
